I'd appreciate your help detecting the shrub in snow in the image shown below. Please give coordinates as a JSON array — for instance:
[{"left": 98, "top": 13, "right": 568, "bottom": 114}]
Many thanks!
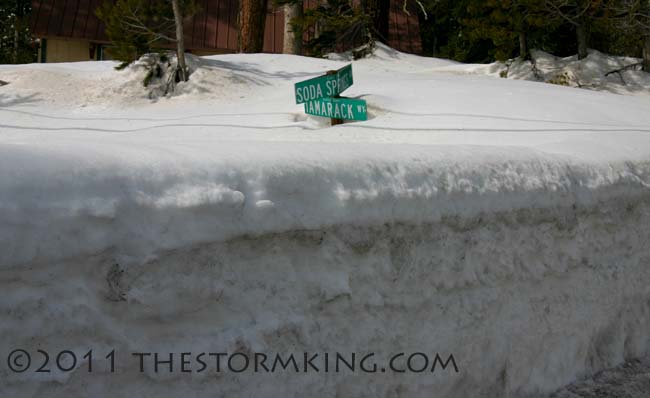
[
  {"left": 128, "top": 52, "right": 196, "bottom": 98},
  {"left": 547, "top": 71, "right": 579, "bottom": 87}
]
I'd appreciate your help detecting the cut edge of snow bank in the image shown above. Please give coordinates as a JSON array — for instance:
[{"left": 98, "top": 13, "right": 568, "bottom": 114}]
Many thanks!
[{"left": 2, "top": 186, "right": 650, "bottom": 398}]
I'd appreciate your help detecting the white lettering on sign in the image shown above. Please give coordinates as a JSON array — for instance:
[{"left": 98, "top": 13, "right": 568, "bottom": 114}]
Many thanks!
[
  {"left": 304, "top": 97, "right": 366, "bottom": 121},
  {"left": 326, "top": 79, "right": 339, "bottom": 96},
  {"left": 296, "top": 85, "right": 324, "bottom": 103},
  {"left": 295, "top": 65, "right": 354, "bottom": 104}
]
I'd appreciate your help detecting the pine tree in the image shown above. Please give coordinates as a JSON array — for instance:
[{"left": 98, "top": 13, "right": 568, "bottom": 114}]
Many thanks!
[
  {"left": 418, "top": 0, "right": 647, "bottom": 65},
  {"left": 276, "top": 0, "right": 397, "bottom": 57},
  {"left": 464, "top": 0, "right": 546, "bottom": 61},
  {"left": 96, "top": 0, "right": 197, "bottom": 80},
  {"left": 0, "top": 0, "right": 37, "bottom": 64},
  {"left": 296, "top": 0, "right": 373, "bottom": 57},
  {"left": 606, "top": 0, "right": 650, "bottom": 70},
  {"left": 418, "top": 0, "right": 468, "bottom": 60},
  {"left": 543, "top": 0, "right": 608, "bottom": 60}
]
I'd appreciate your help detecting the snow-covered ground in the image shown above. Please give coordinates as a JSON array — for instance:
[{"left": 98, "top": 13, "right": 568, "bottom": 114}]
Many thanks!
[
  {"left": 1, "top": 44, "right": 650, "bottom": 397},
  {"left": 444, "top": 48, "right": 650, "bottom": 96}
]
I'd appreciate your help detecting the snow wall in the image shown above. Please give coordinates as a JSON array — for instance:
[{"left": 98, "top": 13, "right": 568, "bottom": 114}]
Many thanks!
[{"left": 2, "top": 188, "right": 650, "bottom": 398}]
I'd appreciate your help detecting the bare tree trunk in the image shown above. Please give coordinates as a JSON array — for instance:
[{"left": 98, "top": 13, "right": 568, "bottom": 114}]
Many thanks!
[
  {"left": 643, "top": 35, "right": 650, "bottom": 72},
  {"left": 239, "top": 0, "right": 269, "bottom": 53},
  {"left": 576, "top": 23, "right": 588, "bottom": 60},
  {"left": 171, "top": 0, "right": 188, "bottom": 81},
  {"left": 282, "top": 3, "right": 302, "bottom": 55},
  {"left": 518, "top": 31, "right": 529, "bottom": 60},
  {"left": 13, "top": 22, "right": 19, "bottom": 63}
]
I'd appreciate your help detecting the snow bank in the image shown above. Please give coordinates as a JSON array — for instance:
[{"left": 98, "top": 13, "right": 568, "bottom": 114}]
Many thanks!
[
  {"left": 1, "top": 44, "right": 650, "bottom": 397},
  {"left": 445, "top": 49, "right": 650, "bottom": 96}
]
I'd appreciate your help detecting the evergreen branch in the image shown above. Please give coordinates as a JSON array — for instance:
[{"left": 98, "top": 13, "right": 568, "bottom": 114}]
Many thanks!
[
  {"left": 544, "top": 0, "right": 580, "bottom": 26},
  {"left": 605, "top": 62, "right": 643, "bottom": 76}
]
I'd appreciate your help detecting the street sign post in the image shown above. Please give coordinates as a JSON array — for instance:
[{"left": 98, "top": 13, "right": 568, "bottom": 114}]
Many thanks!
[
  {"left": 304, "top": 97, "right": 367, "bottom": 121},
  {"left": 294, "top": 64, "right": 366, "bottom": 125},
  {"left": 294, "top": 64, "right": 353, "bottom": 104}
]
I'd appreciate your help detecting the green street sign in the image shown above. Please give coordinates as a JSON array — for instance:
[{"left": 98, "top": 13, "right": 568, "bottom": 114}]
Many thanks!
[
  {"left": 294, "top": 64, "right": 353, "bottom": 104},
  {"left": 304, "top": 97, "right": 367, "bottom": 121}
]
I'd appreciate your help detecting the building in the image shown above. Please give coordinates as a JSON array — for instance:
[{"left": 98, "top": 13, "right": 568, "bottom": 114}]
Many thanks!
[{"left": 29, "top": 0, "right": 422, "bottom": 63}]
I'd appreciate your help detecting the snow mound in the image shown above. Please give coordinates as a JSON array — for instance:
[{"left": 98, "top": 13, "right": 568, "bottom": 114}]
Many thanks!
[
  {"left": 122, "top": 53, "right": 274, "bottom": 101},
  {"left": 447, "top": 49, "right": 650, "bottom": 96},
  {"left": 0, "top": 53, "right": 281, "bottom": 109},
  {"left": 327, "top": 42, "right": 459, "bottom": 71}
]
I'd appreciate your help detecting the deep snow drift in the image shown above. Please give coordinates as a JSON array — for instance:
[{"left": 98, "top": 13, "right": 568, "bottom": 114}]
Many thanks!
[{"left": 1, "top": 44, "right": 650, "bottom": 397}]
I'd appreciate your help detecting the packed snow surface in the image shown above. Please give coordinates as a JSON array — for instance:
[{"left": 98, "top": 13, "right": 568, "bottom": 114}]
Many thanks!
[
  {"left": 2, "top": 44, "right": 650, "bottom": 267},
  {"left": 1, "top": 44, "right": 650, "bottom": 398}
]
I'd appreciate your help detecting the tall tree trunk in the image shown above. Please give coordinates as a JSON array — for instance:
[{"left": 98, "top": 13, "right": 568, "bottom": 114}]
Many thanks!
[
  {"left": 576, "top": 23, "right": 588, "bottom": 60},
  {"left": 171, "top": 0, "right": 188, "bottom": 81},
  {"left": 518, "top": 31, "right": 529, "bottom": 60},
  {"left": 282, "top": 3, "right": 302, "bottom": 55},
  {"left": 643, "top": 35, "right": 650, "bottom": 72},
  {"left": 13, "top": 20, "right": 19, "bottom": 64},
  {"left": 239, "top": 0, "right": 269, "bottom": 53}
]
